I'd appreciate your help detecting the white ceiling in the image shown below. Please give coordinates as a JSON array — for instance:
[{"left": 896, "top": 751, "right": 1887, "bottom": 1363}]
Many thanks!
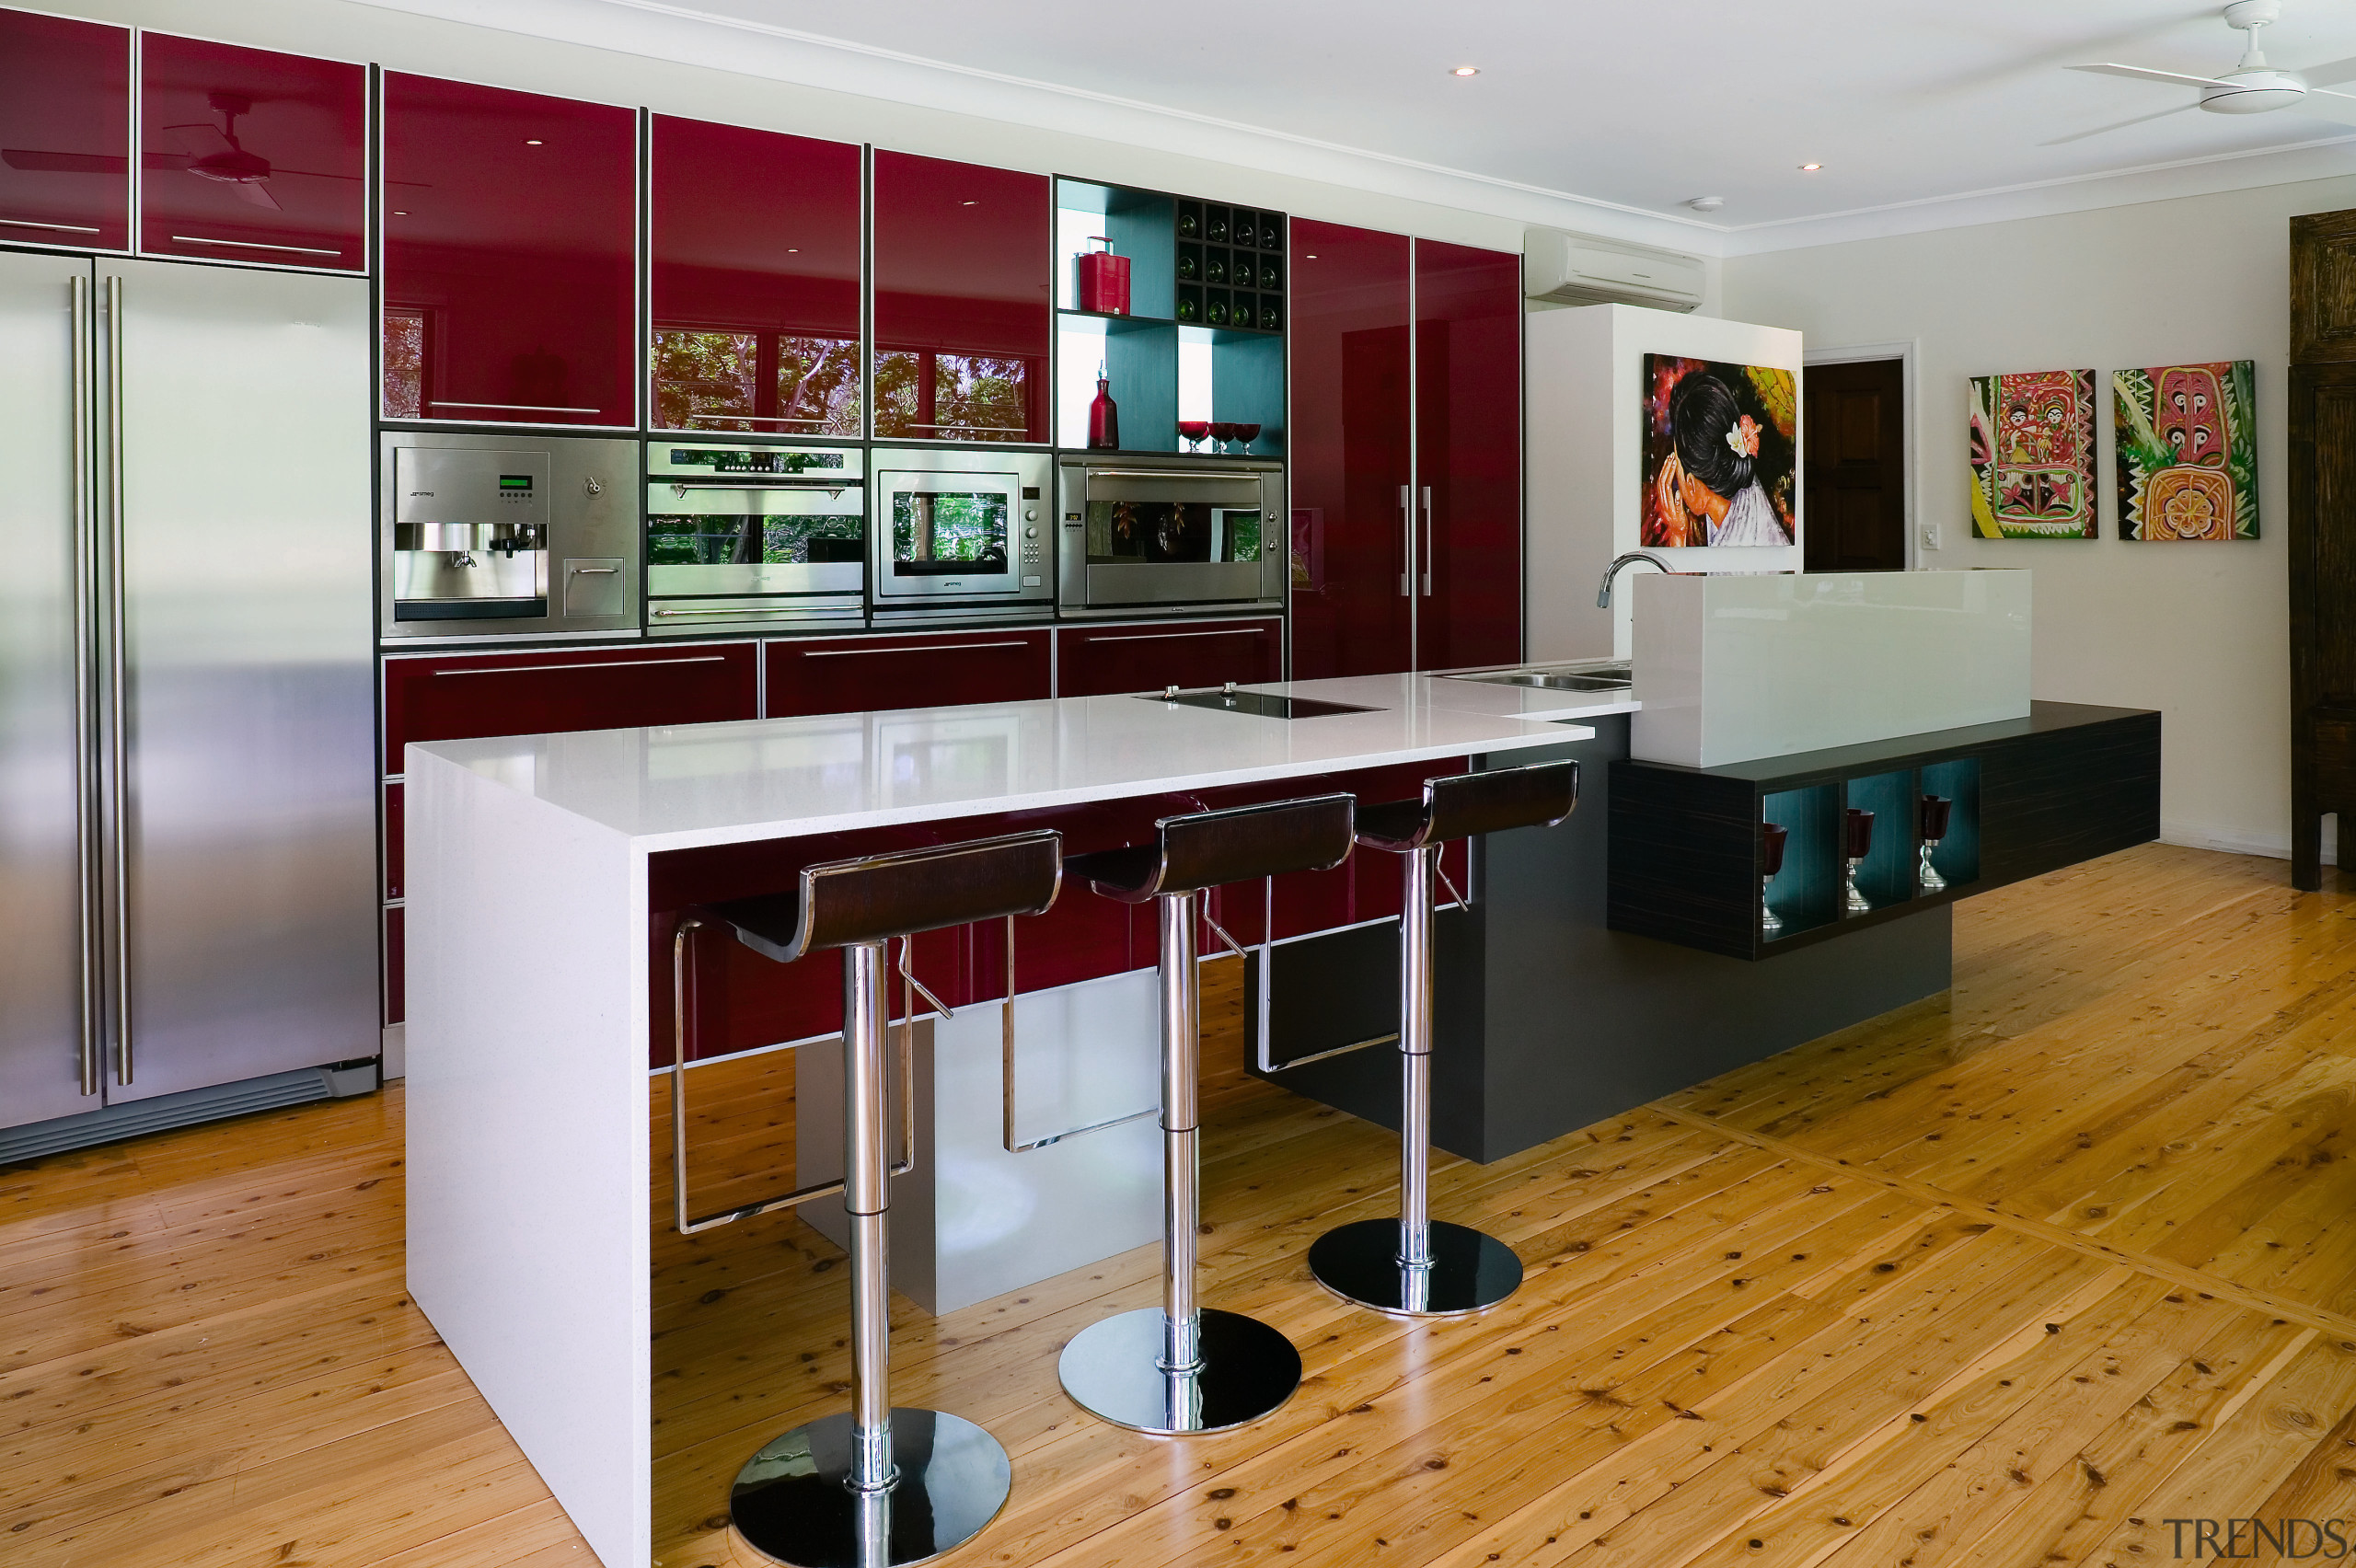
[{"left": 366, "top": 0, "right": 2356, "bottom": 246}]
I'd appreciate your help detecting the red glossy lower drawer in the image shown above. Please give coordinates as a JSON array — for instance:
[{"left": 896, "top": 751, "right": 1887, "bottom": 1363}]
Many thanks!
[
  {"left": 1054, "top": 618, "right": 1280, "bottom": 697},
  {"left": 766, "top": 630, "right": 1051, "bottom": 718},
  {"left": 383, "top": 642, "right": 759, "bottom": 765}
]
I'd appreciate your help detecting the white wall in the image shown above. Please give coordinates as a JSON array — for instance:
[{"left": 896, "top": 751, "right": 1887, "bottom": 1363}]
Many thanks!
[
  {"left": 1724, "top": 174, "right": 2356, "bottom": 862},
  {"left": 1525, "top": 305, "right": 1804, "bottom": 663}
]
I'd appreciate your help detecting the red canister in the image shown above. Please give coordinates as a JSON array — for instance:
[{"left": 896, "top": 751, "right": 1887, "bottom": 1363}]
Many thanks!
[{"left": 1078, "top": 236, "right": 1131, "bottom": 316}]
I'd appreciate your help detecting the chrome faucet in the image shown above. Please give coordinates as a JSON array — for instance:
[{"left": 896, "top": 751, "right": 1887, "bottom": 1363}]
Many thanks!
[{"left": 1596, "top": 551, "right": 1669, "bottom": 609}]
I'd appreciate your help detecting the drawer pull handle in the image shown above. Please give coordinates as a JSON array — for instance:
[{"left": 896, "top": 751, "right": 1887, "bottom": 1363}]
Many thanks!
[
  {"left": 570, "top": 566, "right": 619, "bottom": 575},
  {"left": 1085, "top": 628, "right": 1265, "bottom": 643},
  {"left": 800, "top": 641, "right": 1030, "bottom": 657},
  {"left": 653, "top": 606, "right": 851, "bottom": 618},
  {"left": 430, "top": 656, "right": 729, "bottom": 678}
]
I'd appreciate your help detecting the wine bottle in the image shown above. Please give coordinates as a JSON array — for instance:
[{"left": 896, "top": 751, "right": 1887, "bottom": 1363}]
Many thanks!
[
  {"left": 1176, "top": 294, "right": 1200, "bottom": 322},
  {"left": 1206, "top": 254, "right": 1226, "bottom": 284},
  {"left": 1177, "top": 209, "right": 1199, "bottom": 238},
  {"left": 1207, "top": 213, "right": 1229, "bottom": 243},
  {"left": 1177, "top": 251, "right": 1198, "bottom": 281},
  {"left": 1087, "top": 362, "right": 1120, "bottom": 451}
]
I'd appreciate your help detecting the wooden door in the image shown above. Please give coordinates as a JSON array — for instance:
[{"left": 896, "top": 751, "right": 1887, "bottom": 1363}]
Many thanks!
[
  {"left": 2289, "top": 212, "right": 2356, "bottom": 889},
  {"left": 1802, "top": 358, "right": 1906, "bottom": 571}
]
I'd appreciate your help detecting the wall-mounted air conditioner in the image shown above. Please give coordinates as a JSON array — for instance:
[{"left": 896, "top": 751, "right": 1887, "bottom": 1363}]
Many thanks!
[{"left": 1524, "top": 229, "right": 1705, "bottom": 313}]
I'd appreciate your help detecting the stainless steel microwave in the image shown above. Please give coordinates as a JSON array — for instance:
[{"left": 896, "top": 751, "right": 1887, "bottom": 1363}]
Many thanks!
[
  {"left": 869, "top": 446, "right": 1054, "bottom": 623},
  {"left": 644, "top": 441, "right": 864, "bottom": 637},
  {"left": 1055, "top": 456, "right": 1285, "bottom": 617}
]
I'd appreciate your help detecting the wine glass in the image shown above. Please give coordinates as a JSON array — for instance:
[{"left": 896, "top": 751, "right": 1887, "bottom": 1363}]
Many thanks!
[
  {"left": 1233, "top": 422, "right": 1261, "bottom": 455},
  {"left": 1178, "top": 420, "right": 1210, "bottom": 455},
  {"left": 1209, "top": 421, "right": 1238, "bottom": 454}
]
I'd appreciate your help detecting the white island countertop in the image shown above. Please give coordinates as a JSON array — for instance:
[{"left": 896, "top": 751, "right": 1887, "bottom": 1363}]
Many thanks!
[{"left": 408, "top": 672, "right": 1631, "bottom": 853}]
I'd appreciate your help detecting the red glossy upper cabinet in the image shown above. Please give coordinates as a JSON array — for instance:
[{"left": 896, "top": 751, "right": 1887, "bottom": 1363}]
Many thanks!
[
  {"left": 140, "top": 35, "right": 365, "bottom": 271},
  {"left": 1415, "top": 239, "right": 1522, "bottom": 670},
  {"left": 871, "top": 151, "right": 1049, "bottom": 444},
  {"left": 0, "top": 10, "right": 130, "bottom": 250},
  {"left": 1288, "top": 219, "right": 1412, "bottom": 680},
  {"left": 381, "top": 75, "right": 636, "bottom": 426},
  {"left": 651, "top": 116, "right": 860, "bottom": 435}
]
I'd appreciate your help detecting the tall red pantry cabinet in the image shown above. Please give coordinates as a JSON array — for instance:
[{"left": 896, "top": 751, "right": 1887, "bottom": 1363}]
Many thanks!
[{"left": 1288, "top": 221, "right": 1522, "bottom": 679}]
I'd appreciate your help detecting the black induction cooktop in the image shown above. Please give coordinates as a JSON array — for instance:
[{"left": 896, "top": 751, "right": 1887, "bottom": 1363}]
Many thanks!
[{"left": 1138, "top": 686, "right": 1378, "bottom": 720}]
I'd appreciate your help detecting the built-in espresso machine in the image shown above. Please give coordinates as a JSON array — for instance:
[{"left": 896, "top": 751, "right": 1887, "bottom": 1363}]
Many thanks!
[
  {"left": 379, "top": 432, "right": 640, "bottom": 640},
  {"left": 1056, "top": 454, "right": 1286, "bottom": 617}
]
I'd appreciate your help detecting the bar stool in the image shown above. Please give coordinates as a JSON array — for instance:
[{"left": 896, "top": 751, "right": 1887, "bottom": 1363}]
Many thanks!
[
  {"left": 1057, "top": 793, "right": 1356, "bottom": 1435},
  {"left": 1308, "top": 759, "right": 1578, "bottom": 1317},
  {"left": 671, "top": 829, "right": 1063, "bottom": 1568}
]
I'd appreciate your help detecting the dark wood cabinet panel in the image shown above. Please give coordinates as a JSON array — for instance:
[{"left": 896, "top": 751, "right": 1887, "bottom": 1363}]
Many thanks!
[
  {"left": 1054, "top": 618, "right": 1280, "bottom": 697},
  {"left": 2292, "top": 209, "right": 2356, "bottom": 365},
  {"left": 871, "top": 150, "right": 1049, "bottom": 444},
  {"left": 2290, "top": 212, "right": 2356, "bottom": 886},
  {"left": 1288, "top": 219, "right": 1412, "bottom": 680},
  {"left": 381, "top": 74, "right": 637, "bottom": 426},
  {"left": 140, "top": 34, "right": 365, "bottom": 271},
  {"left": 382, "top": 641, "right": 759, "bottom": 764},
  {"left": 1414, "top": 239, "right": 1522, "bottom": 671},
  {"left": 1609, "top": 703, "right": 2159, "bottom": 960},
  {"left": 764, "top": 630, "right": 1050, "bottom": 718},
  {"left": 650, "top": 115, "right": 860, "bottom": 436},
  {"left": 0, "top": 9, "right": 131, "bottom": 251}
]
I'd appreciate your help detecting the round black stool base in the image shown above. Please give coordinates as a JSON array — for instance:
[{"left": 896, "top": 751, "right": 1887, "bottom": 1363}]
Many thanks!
[
  {"left": 730, "top": 1408, "right": 1011, "bottom": 1568},
  {"left": 1308, "top": 1218, "right": 1523, "bottom": 1317},
  {"left": 1057, "top": 1307, "right": 1301, "bottom": 1435}
]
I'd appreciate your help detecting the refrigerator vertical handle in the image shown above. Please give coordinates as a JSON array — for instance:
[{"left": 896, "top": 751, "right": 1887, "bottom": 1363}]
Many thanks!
[
  {"left": 104, "top": 273, "right": 131, "bottom": 1089},
  {"left": 70, "top": 276, "right": 98, "bottom": 1097},
  {"left": 1397, "top": 484, "right": 1411, "bottom": 597},
  {"left": 1420, "top": 485, "right": 1434, "bottom": 597}
]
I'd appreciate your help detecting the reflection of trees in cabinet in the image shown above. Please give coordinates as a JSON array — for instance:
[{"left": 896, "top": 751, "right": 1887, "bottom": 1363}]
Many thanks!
[
  {"left": 0, "top": 10, "right": 131, "bottom": 251},
  {"left": 381, "top": 74, "right": 637, "bottom": 427},
  {"left": 140, "top": 34, "right": 365, "bottom": 271},
  {"left": 651, "top": 115, "right": 860, "bottom": 436},
  {"left": 872, "top": 150, "right": 1049, "bottom": 444}
]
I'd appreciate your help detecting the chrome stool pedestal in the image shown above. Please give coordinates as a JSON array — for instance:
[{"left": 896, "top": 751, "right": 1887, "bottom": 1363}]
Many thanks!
[
  {"left": 1307, "top": 760, "right": 1578, "bottom": 1319},
  {"left": 1057, "top": 794, "right": 1355, "bottom": 1435},
  {"left": 675, "top": 831, "right": 1063, "bottom": 1568}
]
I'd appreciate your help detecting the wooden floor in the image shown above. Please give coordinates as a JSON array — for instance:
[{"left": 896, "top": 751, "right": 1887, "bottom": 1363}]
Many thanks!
[{"left": 9, "top": 843, "right": 2356, "bottom": 1566}]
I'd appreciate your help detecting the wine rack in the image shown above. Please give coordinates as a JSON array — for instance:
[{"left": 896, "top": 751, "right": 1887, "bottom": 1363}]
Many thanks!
[{"left": 1175, "top": 200, "right": 1286, "bottom": 333}]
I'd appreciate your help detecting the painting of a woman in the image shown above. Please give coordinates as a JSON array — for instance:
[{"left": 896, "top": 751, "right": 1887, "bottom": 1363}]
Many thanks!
[{"left": 1641, "top": 356, "right": 1798, "bottom": 548}]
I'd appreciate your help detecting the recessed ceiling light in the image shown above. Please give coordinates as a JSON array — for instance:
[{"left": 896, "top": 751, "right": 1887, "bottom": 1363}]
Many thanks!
[
  {"left": 1451, "top": 65, "right": 1479, "bottom": 76},
  {"left": 1799, "top": 162, "right": 1822, "bottom": 171},
  {"left": 1687, "top": 196, "right": 1725, "bottom": 212}
]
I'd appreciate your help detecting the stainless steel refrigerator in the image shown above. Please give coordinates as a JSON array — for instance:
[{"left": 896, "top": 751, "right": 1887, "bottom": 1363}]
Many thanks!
[{"left": 0, "top": 250, "right": 376, "bottom": 1152}]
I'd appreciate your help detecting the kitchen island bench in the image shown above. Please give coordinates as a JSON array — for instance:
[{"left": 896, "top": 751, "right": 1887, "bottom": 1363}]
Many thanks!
[{"left": 402, "top": 673, "right": 1615, "bottom": 1567}]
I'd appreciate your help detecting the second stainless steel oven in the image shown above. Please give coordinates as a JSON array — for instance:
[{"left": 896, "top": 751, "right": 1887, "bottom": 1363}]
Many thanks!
[
  {"left": 644, "top": 441, "right": 864, "bottom": 636},
  {"left": 1056, "top": 455, "right": 1285, "bottom": 616},
  {"left": 869, "top": 446, "right": 1054, "bottom": 623}
]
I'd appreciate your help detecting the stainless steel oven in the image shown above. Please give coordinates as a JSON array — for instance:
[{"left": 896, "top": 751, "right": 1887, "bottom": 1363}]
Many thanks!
[
  {"left": 869, "top": 446, "right": 1054, "bottom": 623},
  {"left": 644, "top": 441, "right": 864, "bottom": 636},
  {"left": 1056, "top": 455, "right": 1285, "bottom": 616}
]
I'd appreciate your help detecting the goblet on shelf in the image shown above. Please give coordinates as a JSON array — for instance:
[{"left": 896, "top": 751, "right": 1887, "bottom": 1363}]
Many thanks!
[
  {"left": 1209, "top": 421, "right": 1238, "bottom": 453},
  {"left": 1842, "top": 806, "right": 1876, "bottom": 914},
  {"left": 1179, "top": 420, "right": 1210, "bottom": 455},
  {"left": 1233, "top": 421, "right": 1261, "bottom": 455},
  {"left": 1760, "top": 821, "right": 1788, "bottom": 938},
  {"left": 1918, "top": 794, "right": 1952, "bottom": 893}
]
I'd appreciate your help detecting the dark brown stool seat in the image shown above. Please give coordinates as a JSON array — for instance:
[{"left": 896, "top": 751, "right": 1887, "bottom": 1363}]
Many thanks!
[
  {"left": 1057, "top": 793, "right": 1353, "bottom": 1435},
  {"left": 671, "top": 830, "right": 1060, "bottom": 1568},
  {"left": 1308, "top": 760, "right": 1577, "bottom": 1318}
]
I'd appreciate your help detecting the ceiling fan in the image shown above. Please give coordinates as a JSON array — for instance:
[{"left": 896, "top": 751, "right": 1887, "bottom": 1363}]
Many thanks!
[
  {"left": 2, "top": 88, "right": 368, "bottom": 204},
  {"left": 2057, "top": 0, "right": 2356, "bottom": 144},
  {"left": 161, "top": 92, "right": 286, "bottom": 211}
]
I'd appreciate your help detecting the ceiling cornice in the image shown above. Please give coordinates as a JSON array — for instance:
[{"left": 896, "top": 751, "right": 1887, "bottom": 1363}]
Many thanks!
[{"left": 352, "top": 0, "right": 2356, "bottom": 260}]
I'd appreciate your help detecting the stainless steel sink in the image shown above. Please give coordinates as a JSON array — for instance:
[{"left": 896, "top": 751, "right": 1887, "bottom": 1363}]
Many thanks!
[{"left": 1445, "top": 663, "right": 1632, "bottom": 693}]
